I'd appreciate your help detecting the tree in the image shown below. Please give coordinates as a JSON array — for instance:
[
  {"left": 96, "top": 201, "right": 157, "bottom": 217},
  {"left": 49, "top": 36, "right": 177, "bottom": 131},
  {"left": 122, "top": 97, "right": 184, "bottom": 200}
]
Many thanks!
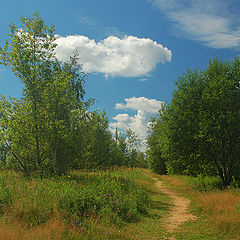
[
  {"left": 0, "top": 96, "right": 11, "bottom": 166},
  {"left": 126, "top": 129, "right": 140, "bottom": 167},
  {"left": 0, "top": 13, "right": 139, "bottom": 175},
  {"left": 148, "top": 58, "right": 240, "bottom": 186},
  {"left": 198, "top": 58, "right": 240, "bottom": 186},
  {"left": 146, "top": 106, "right": 168, "bottom": 174},
  {"left": 0, "top": 13, "right": 88, "bottom": 175},
  {"left": 70, "top": 110, "right": 122, "bottom": 169},
  {"left": 164, "top": 69, "right": 207, "bottom": 175},
  {"left": 109, "top": 128, "right": 128, "bottom": 166}
]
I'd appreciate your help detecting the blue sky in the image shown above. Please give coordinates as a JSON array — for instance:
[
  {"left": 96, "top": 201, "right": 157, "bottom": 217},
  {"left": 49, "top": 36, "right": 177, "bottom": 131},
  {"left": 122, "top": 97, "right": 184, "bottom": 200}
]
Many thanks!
[{"left": 0, "top": 0, "right": 239, "bottom": 143}]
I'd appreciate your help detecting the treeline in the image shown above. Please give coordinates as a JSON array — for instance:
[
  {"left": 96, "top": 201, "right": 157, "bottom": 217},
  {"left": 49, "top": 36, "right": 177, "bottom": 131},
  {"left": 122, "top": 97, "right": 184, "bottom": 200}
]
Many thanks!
[
  {"left": 147, "top": 57, "right": 240, "bottom": 187},
  {"left": 0, "top": 13, "right": 145, "bottom": 177}
]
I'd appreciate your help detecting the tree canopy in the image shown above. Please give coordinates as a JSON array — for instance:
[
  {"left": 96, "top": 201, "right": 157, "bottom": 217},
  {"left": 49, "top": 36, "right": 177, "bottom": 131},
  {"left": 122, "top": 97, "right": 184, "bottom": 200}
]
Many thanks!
[
  {"left": 0, "top": 13, "right": 146, "bottom": 176},
  {"left": 147, "top": 58, "right": 240, "bottom": 187}
]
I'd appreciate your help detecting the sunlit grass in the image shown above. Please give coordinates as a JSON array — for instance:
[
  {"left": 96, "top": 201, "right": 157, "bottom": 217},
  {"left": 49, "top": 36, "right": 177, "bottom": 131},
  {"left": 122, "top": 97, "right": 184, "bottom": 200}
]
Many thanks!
[
  {"left": 159, "top": 174, "right": 240, "bottom": 239},
  {"left": 0, "top": 168, "right": 155, "bottom": 239},
  {"left": 3, "top": 169, "right": 238, "bottom": 239},
  {"left": 196, "top": 191, "right": 240, "bottom": 235},
  {"left": 0, "top": 168, "right": 173, "bottom": 239}
]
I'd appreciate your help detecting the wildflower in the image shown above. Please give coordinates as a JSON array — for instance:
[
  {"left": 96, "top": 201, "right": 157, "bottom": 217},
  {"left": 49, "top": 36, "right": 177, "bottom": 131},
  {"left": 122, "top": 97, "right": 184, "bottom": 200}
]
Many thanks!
[{"left": 103, "top": 193, "right": 111, "bottom": 197}]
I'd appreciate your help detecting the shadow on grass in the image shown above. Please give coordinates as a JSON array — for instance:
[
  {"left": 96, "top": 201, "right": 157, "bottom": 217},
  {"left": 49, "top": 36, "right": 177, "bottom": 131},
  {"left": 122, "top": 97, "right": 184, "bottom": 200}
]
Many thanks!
[
  {"left": 146, "top": 186, "right": 172, "bottom": 220},
  {"left": 150, "top": 199, "right": 171, "bottom": 212}
]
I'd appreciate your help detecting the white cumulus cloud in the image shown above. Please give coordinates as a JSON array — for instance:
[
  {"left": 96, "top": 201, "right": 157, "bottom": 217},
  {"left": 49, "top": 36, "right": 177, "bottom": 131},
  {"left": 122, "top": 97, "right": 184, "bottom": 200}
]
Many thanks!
[
  {"left": 110, "top": 97, "right": 164, "bottom": 144},
  {"left": 55, "top": 35, "right": 172, "bottom": 77},
  {"left": 149, "top": 0, "right": 240, "bottom": 49},
  {"left": 115, "top": 96, "right": 164, "bottom": 113}
]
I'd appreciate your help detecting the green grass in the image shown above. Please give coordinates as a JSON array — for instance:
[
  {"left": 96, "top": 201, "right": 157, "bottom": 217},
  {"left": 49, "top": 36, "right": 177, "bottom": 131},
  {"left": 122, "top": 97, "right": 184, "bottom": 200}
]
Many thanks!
[
  {"left": 0, "top": 169, "right": 150, "bottom": 228},
  {"left": 185, "top": 174, "right": 223, "bottom": 191},
  {"left": 2, "top": 169, "right": 238, "bottom": 239},
  {"left": 158, "top": 174, "right": 240, "bottom": 240},
  {"left": 0, "top": 168, "right": 172, "bottom": 239}
]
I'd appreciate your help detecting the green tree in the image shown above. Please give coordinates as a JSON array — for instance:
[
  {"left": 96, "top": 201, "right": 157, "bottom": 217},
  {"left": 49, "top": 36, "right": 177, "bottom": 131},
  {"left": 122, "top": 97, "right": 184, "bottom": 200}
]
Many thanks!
[
  {"left": 146, "top": 106, "right": 168, "bottom": 174},
  {"left": 164, "top": 69, "right": 207, "bottom": 175},
  {"left": 126, "top": 129, "right": 140, "bottom": 167},
  {"left": 0, "top": 96, "right": 27, "bottom": 172},
  {"left": 0, "top": 13, "right": 88, "bottom": 175},
  {"left": 109, "top": 128, "right": 128, "bottom": 166},
  {"left": 70, "top": 110, "right": 118, "bottom": 169},
  {"left": 150, "top": 58, "right": 240, "bottom": 186},
  {"left": 198, "top": 58, "right": 240, "bottom": 186},
  {"left": 0, "top": 13, "right": 56, "bottom": 172},
  {"left": 0, "top": 96, "right": 11, "bottom": 167},
  {"left": 136, "top": 152, "right": 148, "bottom": 168}
]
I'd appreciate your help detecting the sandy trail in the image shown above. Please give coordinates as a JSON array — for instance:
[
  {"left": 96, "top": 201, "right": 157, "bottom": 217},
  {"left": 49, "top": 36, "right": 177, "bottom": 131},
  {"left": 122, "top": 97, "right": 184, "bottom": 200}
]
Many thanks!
[{"left": 152, "top": 178, "right": 197, "bottom": 240}]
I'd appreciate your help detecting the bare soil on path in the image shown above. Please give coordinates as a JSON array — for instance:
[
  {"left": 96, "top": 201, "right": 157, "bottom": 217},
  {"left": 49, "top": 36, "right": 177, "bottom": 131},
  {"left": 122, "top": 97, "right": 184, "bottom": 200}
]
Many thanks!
[{"left": 152, "top": 177, "right": 197, "bottom": 240}]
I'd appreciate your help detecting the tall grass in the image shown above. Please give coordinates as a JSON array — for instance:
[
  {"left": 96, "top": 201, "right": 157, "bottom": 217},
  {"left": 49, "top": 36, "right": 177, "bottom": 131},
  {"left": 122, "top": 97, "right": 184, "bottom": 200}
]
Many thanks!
[
  {"left": 196, "top": 191, "right": 240, "bottom": 235},
  {"left": 110, "top": 167, "right": 155, "bottom": 190},
  {"left": 0, "top": 169, "right": 149, "bottom": 228},
  {"left": 186, "top": 174, "right": 223, "bottom": 191},
  {"left": 160, "top": 174, "right": 240, "bottom": 238}
]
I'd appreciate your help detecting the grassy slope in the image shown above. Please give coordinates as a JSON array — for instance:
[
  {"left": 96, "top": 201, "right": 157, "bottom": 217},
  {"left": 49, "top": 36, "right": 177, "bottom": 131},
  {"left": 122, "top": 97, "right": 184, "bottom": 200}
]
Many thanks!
[
  {"left": 0, "top": 169, "right": 239, "bottom": 240},
  {"left": 0, "top": 168, "right": 170, "bottom": 240}
]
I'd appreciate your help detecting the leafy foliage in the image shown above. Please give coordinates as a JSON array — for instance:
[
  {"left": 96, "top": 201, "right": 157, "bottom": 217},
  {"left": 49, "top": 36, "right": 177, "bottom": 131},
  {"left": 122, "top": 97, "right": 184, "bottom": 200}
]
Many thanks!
[
  {"left": 0, "top": 13, "right": 140, "bottom": 176},
  {"left": 0, "top": 179, "right": 12, "bottom": 213},
  {"left": 147, "top": 58, "right": 240, "bottom": 186},
  {"left": 146, "top": 105, "right": 168, "bottom": 174}
]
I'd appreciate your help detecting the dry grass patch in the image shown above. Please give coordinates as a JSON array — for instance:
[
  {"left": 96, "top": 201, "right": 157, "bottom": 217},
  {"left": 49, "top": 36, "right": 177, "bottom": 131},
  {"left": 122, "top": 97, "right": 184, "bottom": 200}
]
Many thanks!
[
  {"left": 0, "top": 224, "right": 22, "bottom": 240},
  {"left": 0, "top": 220, "right": 66, "bottom": 240},
  {"left": 161, "top": 175, "right": 240, "bottom": 238},
  {"left": 136, "top": 179, "right": 152, "bottom": 187},
  {"left": 159, "top": 175, "right": 192, "bottom": 193},
  {"left": 196, "top": 191, "right": 240, "bottom": 234}
]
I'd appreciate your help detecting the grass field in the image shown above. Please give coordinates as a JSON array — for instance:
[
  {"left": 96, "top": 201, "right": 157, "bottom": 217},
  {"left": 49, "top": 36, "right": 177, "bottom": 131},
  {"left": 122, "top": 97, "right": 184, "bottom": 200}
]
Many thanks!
[
  {"left": 0, "top": 168, "right": 165, "bottom": 240},
  {"left": 159, "top": 174, "right": 240, "bottom": 240},
  {"left": 0, "top": 168, "right": 239, "bottom": 239}
]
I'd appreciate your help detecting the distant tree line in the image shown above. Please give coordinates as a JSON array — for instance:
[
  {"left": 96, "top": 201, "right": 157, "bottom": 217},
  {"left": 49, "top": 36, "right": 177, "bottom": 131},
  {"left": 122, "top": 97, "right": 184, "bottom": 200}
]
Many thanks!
[
  {"left": 147, "top": 57, "right": 240, "bottom": 187},
  {"left": 0, "top": 13, "right": 146, "bottom": 177}
]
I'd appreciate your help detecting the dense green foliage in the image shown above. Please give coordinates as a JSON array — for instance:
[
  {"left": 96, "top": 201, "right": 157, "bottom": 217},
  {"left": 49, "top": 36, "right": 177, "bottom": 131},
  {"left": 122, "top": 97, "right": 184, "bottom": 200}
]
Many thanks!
[
  {"left": 147, "top": 58, "right": 240, "bottom": 187},
  {"left": 0, "top": 13, "right": 146, "bottom": 176}
]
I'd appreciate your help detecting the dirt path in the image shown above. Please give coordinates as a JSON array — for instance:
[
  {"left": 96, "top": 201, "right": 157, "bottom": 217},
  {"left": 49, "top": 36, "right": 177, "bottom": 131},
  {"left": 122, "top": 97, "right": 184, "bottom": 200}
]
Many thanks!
[{"left": 152, "top": 178, "right": 197, "bottom": 240}]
